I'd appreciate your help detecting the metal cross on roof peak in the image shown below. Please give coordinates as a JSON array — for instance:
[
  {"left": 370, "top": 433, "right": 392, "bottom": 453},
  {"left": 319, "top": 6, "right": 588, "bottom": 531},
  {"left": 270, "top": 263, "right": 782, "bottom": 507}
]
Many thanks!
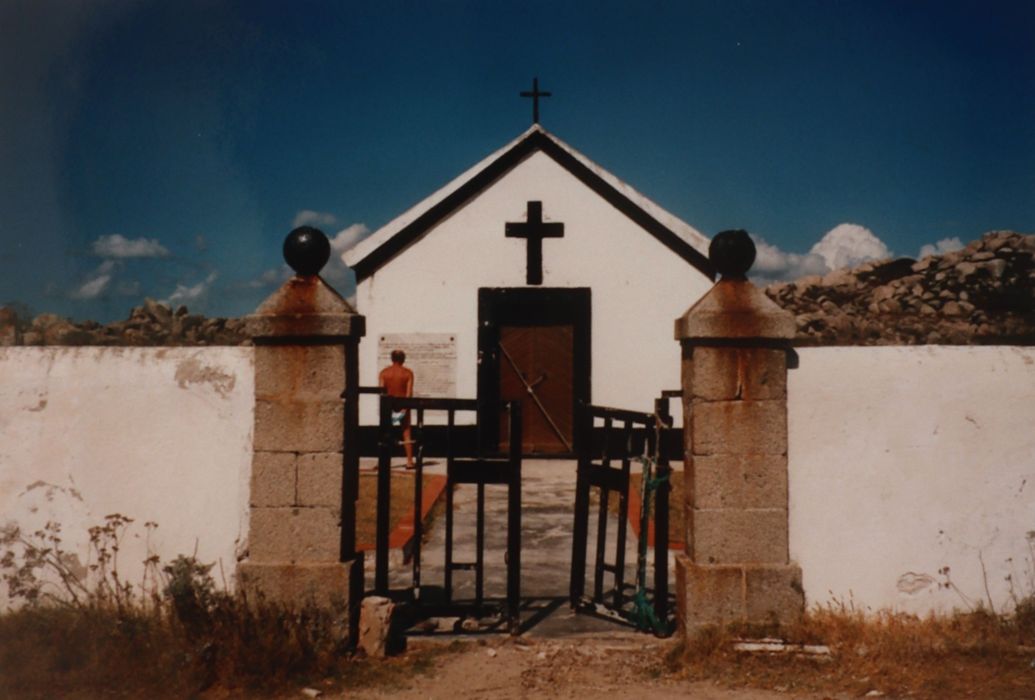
[{"left": 520, "top": 77, "right": 551, "bottom": 124}]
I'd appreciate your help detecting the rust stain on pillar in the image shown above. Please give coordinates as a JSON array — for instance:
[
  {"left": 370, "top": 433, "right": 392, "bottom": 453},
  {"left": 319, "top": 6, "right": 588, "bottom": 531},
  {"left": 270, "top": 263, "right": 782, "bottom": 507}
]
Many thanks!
[
  {"left": 673, "top": 229, "right": 803, "bottom": 635},
  {"left": 247, "top": 274, "right": 364, "bottom": 340},
  {"left": 238, "top": 226, "right": 366, "bottom": 636},
  {"left": 675, "top": 279, "right": 796, "bottom": 341}
]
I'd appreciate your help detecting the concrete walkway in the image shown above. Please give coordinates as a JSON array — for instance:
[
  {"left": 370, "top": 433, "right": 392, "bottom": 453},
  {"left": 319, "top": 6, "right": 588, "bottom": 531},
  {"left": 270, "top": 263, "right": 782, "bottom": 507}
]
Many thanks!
[{"left": 362, "top": 458, "right": 676, "bottom": 637}]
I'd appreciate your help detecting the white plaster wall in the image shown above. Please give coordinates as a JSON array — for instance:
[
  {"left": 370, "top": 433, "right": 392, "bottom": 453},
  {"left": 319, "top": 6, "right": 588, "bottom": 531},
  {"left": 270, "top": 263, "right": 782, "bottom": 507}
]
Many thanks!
[
  {"left": 0, "top": 347, "right": 253, "bottom": 607},
  {"left": 789, "top": 346, "right": 1035, "bottom": 615},
  {"left": 355, "top": 150, "right": 711, "bottom": 424},
  {"left": 3, "top": 343, "right": 1033, "bottom": 617}
]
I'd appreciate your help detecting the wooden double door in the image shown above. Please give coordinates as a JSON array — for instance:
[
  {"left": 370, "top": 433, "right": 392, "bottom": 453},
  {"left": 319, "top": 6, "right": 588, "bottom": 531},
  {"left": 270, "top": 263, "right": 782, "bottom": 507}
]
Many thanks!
[
  {"left": 498, "top": 324, "right": 574, "bottom": 453},
  {"left": 478, "top": 288, "right": 590, "bottom": 456}
]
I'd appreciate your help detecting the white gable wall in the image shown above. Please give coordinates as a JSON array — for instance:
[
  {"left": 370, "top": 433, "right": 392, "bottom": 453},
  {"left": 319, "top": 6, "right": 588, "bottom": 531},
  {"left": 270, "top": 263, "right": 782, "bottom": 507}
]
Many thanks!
[{"left": 355, "top": 150, "right": 712, "bottom": 424}]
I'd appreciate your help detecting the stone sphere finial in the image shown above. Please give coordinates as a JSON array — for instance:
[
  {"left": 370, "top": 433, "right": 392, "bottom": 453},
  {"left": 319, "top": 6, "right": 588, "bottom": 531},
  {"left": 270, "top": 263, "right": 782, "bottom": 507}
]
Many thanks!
[
  {"left": 283, "top": 226, "right": 331, "bottom": 276},
  {"left": 709, "top": 229, "right": 756, "bottom": 280}
]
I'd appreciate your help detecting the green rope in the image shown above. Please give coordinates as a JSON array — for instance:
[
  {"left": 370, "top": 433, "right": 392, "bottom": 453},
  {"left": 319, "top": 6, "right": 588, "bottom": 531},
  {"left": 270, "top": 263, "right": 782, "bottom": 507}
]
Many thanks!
[
  {"left": 627, "top": 455, "right": 672, "bottom": 636},
  {"left": 631, "top": 587, "right": 665, "bottom": 635},
  {"left": 644, "top": 469, "right": 669, "bottom": 492}
]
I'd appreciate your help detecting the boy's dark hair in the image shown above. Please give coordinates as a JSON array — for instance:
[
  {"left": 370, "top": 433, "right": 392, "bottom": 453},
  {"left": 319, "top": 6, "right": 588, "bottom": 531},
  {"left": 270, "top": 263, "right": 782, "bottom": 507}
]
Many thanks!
[{"left": 391, "top": 349, "right": 406, "bottom": 363}]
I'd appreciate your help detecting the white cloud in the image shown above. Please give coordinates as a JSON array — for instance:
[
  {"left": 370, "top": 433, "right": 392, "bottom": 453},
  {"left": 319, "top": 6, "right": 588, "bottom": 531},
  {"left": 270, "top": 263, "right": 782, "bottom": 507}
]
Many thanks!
[
  {"left": 329, "top": 223, "right": 370, "bottom": 255},
  {"left": 70, "top": 260, "right": 115, "bottom": 300},
  {"left": 71, "top": 274, "right": 111, "bottom": 300},
  {"left": 292, "top": 209, "right": 339, "bottom": 229},
  {"left": 92, "top": 233, "right": 169, "bottom": 259},
  {"left": 321, "top": 223, "right": 370, "bottom": 285},
  {"left": 167, "top": 272, "right": 217, "bottom": 304},
  {"left": 918, "top": 236, "right": 964, "bottom": 259},
  {"left": 749, "top": 223, "right": 895, "bottom": 283},
  {"left": 809, "top": 223, "right": 891, "bottom": 270},
  {"left": 751, "top": 236, "right": 830, "bottom": 282}
]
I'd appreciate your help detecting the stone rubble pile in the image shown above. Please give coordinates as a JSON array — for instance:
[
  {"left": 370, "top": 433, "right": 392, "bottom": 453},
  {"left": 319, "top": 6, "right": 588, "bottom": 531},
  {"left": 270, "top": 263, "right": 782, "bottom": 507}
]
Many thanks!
[
  {"left": 2, "top": 231, "right": 1032, "bottom": 348},
  {"left": 0, "top": 299, "right": 248, "bottom": 346},
  {"left": 764, "top": 231, "right": 1035, "bottom": 345}
]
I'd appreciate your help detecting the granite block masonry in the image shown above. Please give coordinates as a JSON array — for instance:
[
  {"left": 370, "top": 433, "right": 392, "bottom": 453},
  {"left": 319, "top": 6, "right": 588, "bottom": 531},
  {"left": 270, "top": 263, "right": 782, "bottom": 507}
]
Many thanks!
[
  {"left": 237, "top": 227, "right": 365, "bottom": 632},
  {"left": 674, "top": 230, "right": 804, "bottom": 636}
]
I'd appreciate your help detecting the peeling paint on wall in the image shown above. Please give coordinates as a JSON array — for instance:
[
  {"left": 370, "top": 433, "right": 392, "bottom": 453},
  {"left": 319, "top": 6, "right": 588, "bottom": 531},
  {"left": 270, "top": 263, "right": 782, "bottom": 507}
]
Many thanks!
[
  {"left": 174, "top": 356, "right": 237, "bottom": 397},
  {"left": 20, "top": 479, "right": 84, "bottom": 503},
  {"left": 897, "top": 572, "right": 937, "bottom": 595}
]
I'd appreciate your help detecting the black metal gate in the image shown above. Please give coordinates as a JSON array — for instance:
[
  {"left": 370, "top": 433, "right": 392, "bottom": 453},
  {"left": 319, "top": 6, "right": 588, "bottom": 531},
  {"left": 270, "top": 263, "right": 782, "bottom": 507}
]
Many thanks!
[
  {"left": 371, "top": 395, "right": 523, "bottom": 632},
  {"left": 569, "top": 393, "right": 677, "bottom": 635}
]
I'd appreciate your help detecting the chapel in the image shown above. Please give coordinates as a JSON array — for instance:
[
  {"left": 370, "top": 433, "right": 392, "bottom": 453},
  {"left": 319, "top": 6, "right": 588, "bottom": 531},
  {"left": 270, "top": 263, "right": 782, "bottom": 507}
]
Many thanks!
[{"left": 344, "top": 124, "right": 715, "bottom": 454}]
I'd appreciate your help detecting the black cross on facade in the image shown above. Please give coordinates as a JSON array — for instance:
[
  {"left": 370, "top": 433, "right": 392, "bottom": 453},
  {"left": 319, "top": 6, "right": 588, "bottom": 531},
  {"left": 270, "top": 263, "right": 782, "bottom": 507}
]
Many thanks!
[
  {"left": 505, "top": 201, "right": 564, "bottom": 285},
  {"left": 520, "top": 77, "right": 551, "bottom": 124}
]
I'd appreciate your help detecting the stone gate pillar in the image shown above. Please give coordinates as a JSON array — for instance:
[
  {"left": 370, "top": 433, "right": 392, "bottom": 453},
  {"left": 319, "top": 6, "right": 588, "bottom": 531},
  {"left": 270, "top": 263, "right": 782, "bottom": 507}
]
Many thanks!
[
  {"left": 674, "top": 229, "right": 803, "bottom": 635},
  {"left": 237, "top": 227, "right": 365, "bottom": 628}
]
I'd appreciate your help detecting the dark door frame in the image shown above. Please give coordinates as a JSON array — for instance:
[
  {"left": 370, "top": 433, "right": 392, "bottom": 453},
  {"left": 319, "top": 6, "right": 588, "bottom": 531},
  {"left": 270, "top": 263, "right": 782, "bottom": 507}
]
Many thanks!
[{"left": 477, "top": 287, "right": 591, "bottom": 456}]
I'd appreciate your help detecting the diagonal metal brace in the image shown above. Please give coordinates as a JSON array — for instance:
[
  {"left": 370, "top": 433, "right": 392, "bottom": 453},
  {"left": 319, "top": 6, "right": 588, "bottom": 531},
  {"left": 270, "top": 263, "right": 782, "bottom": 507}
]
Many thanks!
[{"left": 498, "top": 340, "right": 573, "bottom": 452}]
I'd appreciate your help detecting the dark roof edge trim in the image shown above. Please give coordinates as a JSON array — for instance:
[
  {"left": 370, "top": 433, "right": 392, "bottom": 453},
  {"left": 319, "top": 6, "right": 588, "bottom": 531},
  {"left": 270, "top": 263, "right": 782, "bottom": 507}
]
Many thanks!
[
  {"left": 535, "top": 134, "right": 714, "bottom": 279},
  {"left": 352, "top": 130, "right": 715, "bottom": 282}
]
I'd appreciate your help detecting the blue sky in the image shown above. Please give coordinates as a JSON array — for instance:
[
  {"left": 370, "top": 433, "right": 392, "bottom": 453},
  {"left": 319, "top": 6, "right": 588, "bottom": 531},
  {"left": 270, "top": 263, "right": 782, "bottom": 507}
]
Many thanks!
[{"left": 1, "top": 0, "right": 1033, "bottom": 322}]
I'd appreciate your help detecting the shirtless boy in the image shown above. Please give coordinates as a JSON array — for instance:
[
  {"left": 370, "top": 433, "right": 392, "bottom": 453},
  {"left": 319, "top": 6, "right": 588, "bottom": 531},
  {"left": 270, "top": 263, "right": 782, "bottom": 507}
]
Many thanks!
[{"left": 379, "top": 349, "right": 415, "bottom": 468}]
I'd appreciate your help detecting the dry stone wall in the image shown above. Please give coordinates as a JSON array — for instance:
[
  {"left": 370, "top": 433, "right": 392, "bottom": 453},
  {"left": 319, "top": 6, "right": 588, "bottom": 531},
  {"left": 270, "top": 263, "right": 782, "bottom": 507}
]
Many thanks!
[
  {"left": 765, "top": 231, "right": 1035, "bottom": 345},
  {"left": 0, "top": 299, "right": 247, "bottom": 346}
]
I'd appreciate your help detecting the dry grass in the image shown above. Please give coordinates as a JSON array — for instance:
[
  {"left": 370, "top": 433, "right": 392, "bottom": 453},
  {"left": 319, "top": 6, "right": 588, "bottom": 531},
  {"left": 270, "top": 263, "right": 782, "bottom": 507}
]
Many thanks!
[
  {"left": 0, "top": 595, "right": 458, "bottom": 699},
  {"left": 6, "top": 512, "right": 1035, "bottom": 698},
  {"left": 8, "top": 603, "right": 1029, "bottom": 699},
  {"left": 0, "top": 515, "right": 457, "bottom": 698},
  {"left": 667, "top": 605, "right": 1035, "bottom": 699}
]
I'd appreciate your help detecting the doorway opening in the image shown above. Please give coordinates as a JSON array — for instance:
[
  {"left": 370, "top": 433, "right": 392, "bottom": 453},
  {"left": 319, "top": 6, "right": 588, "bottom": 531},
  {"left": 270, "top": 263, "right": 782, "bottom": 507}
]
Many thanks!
[{"left": 477, "top": 288, "right": 590, "bottom": 456}]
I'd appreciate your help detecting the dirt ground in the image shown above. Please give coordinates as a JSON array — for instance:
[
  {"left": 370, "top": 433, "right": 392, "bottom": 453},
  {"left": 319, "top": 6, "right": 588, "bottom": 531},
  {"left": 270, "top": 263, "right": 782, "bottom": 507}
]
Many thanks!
[{"left": 303, "top": 637, "right": 859, "bottom": 700}]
